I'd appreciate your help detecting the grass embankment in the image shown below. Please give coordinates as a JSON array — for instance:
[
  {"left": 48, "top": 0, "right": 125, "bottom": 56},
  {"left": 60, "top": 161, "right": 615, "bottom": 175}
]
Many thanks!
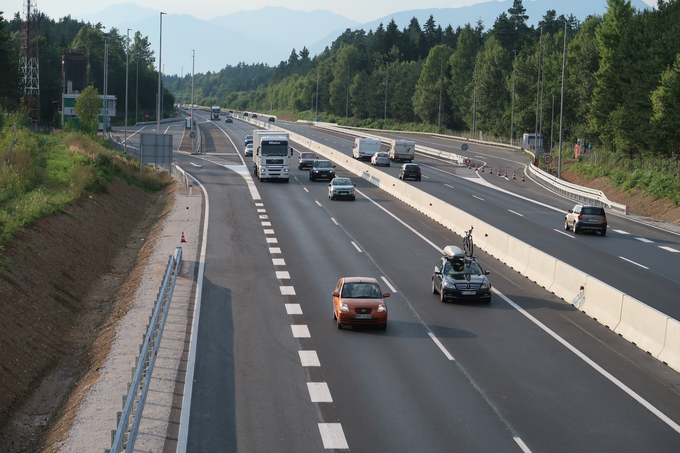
[{"left": 0, "top": 121, "right": 171, "bottom": 245}]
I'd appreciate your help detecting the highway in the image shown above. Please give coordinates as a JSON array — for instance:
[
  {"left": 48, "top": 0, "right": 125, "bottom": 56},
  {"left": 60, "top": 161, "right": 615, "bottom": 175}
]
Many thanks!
[{"left": 171, "top": 112, "right": 680, "bottom": 452}]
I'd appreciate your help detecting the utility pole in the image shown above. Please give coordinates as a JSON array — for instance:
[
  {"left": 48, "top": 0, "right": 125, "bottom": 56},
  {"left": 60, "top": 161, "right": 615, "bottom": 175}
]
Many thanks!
[
  {"left": 191, "top": 50, "right": 195, "bottom": 151},
  {"left": 157, "top": 12, "right": 166, "bottom": 134},
  {"left": 384, "top": 62, "right": 389, "bottom": 130},
  {"left": 539, "top": 41, "right": 545, "bottom": 135},
  {"left": 103, "top": 34, "right": 108, "bottom": 135},
  {"left": 438, "top": 57, "right": 443, "bottom": 135},
  {"left": 135, "top": 58, "right": 139, "bottom": 125},
  {"left": 558, "top": 20, "right": 567, "bottom": 178},
  {"left": 472, "top": 61, "right": 477, "bottom": 138},
  {"left": 511, "top": 50, "right": 517, "bottom": 147},
  {"left": 346, "top": 65, "right": 349, "bottom": 124},
  {"left": 125, "top": 29, "right": 131, "bottom": 153},
  {"left": 551, "top": 94, "right": 555, "bottom": 153},
  {"left": 180, "top": 66, "right": 183, "bottom": 107},
  {"left": 535, "top": 26, "right": 542, "bottom": 150},
  {"left": 315, "top": 69, "right": 319, "bottom": 118}
]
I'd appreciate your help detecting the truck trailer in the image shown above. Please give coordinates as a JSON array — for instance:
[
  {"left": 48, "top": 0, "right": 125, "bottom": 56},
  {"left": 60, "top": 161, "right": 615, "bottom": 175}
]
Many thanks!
[
  {"left": 253, "top": 130, "right": 293, "bottom": 182},
  {"left": 389, "top": 139, "right": 415, "bottom": 162},
  {"left": 352, "top": 138, "right": 381, "bottom": 160}
]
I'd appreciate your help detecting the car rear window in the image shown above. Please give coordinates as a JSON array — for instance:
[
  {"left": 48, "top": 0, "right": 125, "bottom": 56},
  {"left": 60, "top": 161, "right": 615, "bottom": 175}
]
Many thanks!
[
  {"left": 582, "top": 207, "right": 604, "bottom": 215},
  {"left": 341, "top": 282, "right": 382, "bottom": 298},
  {"left": 301, "top": 153, "right": 315, "bottom": 158},
  {"left": 405, "top": 165, "right": 419, "bottom": 170}
]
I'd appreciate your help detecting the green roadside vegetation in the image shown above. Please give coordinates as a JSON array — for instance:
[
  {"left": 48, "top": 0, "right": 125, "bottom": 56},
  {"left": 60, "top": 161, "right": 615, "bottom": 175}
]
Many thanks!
[{"left": 0, "top": 111, "right": 171, "bottom": 245}]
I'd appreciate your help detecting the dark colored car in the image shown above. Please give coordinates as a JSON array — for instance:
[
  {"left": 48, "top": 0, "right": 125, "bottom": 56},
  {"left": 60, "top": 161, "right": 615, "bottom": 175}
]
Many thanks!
[
  {"left": 252, "top": 114, "right": 258, "bottom": 118},
  {"left": 298, "top": 152, "right": 316, "bottom": 170},
  {"left": 228, "top": 110, "right": 234, "bottom": 113},
  {"left": 269, "top": 117, "right": 275, "bottom": 122},
  {"left": 432, "top": 246, "right": 492, "bottom": 303},
  {"left": 309, "top": 160, "right": 336, "bottom": 181},
  {"left": 245, "top": 135, "right": 253, "bottom": 146},
  {"left": 399, "top": 163, "right": 421, "bottom": 181},
  {"left": 333, "top": 277, "right": 389, "bottom": 329},
  {"left": 225, "top": 117, "right": 233, "bottom": 123},
  {"left": 565, "top": 204, "right": 607, "bottom": 235},
  {"left": 244, "top": 112, "right": 249, "bottom": 117}
]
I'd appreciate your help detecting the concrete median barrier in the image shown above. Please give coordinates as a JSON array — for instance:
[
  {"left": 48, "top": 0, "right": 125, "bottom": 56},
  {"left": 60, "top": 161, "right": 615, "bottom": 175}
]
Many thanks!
[
  {"left": 582, "top": 276, "right": 623, "bottom": 330},
  {"left": 524, "top": 248, "right": 557, "bottom": 289},
  {"left": 658, "top": 318, "right": 680, "bottom": 372},
  {"left": 549, "top": 260, "right": 588, "bottom": 303},
  {"left": 502, "top": 237, "right": 530, "bottom": 274},
  {"left": 483, "top": 228, "right": 509, "bottom": 262},
  {"left": 615, "top": 295, "right": 668, "bottom": 357}
]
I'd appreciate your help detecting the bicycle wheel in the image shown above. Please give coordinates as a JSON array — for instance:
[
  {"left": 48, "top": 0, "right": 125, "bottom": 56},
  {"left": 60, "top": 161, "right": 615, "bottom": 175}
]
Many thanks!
[{"left": 468, "top": 237, "right": 474, "bottom": 256}]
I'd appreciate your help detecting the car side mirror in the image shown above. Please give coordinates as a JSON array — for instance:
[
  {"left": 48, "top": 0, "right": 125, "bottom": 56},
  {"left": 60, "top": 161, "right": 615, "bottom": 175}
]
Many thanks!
[
  {"left": 333, "top": 165, "right": 336, "bottom": 168},
  {"left": 568, "top": 209, "right": 572, "bottom": 213},
  {"left": 328, "top": 183, "right": 332, "bottom": 187},
  {"left": 332, "top": 291, "right": 339, "bottom": 297},
  {"left": 434, "top": 270, "right": 442, "bottom": 275},
  {"left": 485, "top": 270, "right": 490, "bottom": 275},
  {"left": 383, "top": 293, "right": 390, "bottom": 298},
  {"left": 353, "top": 184, "right": 356, "bottom": 187},
  {"left": 290, "top": 148, "right": 294, "bottom": 157}
]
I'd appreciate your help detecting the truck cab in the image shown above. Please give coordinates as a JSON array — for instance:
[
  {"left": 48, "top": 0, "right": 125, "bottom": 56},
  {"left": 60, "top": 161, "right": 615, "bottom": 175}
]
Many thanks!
[
  {"left": 211, "top": 106, "right": 220, "bottom": 120},
  {"left": 253, "top": 130, "right": 293, "bottom": 182}
]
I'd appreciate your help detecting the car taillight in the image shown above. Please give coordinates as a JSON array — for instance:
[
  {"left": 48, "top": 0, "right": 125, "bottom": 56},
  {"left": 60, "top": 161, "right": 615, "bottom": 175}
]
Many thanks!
[
  {"left": 602, "top": 215, "right": 606, "bottom": 221},
  {"left": 578, "top": 214, "right": 583, "bottom": 220},
  {"left": 418, "top": 169, "right": 421, "bottom": 172}
]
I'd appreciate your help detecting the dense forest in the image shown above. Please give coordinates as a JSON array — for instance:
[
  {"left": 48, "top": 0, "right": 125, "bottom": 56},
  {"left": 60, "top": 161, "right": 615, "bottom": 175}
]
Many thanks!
[
  {"left": 170, "top": 0, "right": 680, "bottom": 161},
  {"left": 0, "top": 10, "right": 173, "bottom": 126}
]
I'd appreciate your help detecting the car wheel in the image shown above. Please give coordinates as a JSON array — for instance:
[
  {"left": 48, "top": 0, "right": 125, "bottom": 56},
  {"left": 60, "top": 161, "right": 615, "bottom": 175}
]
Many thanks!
[
  {"left": 337, "top": 318, "right": 343, "bottom": 329},
  {"left": 417, "top": 177, "right": 421, "bottom": 181},
  {"left": 380, "top": 323, "right": 387, "bottom": 330},
  {"left": 601, "top": 228, "right": 607, "bottom": 236},
  {"left": 572, "top": 222, "right": 578, "bottom": 234},
  {"left": 284, "top": 178, "right": 290, "bottom": 183},
  {"left": 431, "top": 278, "right": 438, "bottom": 294},
  {"left": 387, "top": 163, "right": 390, "bottom": 167},
  {"left": 351, "top": 195, "right": 355, "bottom": 201},
  {"left": 564, "top": 219, "right": 570, "bottom": 231},
  {"left": 333, "top": 309, "right": 337, "bottom": 320},
  {"left": 440, "top": 288, "right": 446, "bottom": 303}
]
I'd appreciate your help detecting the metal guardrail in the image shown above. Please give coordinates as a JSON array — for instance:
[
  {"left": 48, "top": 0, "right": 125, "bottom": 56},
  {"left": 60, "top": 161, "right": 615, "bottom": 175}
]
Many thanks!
[{"left": 105, "top": 247, "right": 183, "bottom": 453}]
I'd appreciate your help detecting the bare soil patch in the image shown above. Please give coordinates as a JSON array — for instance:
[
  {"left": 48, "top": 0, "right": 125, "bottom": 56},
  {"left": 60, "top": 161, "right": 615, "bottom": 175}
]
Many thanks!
[
  {"left": 561, "top": 168, "right": 680, "bottom": 226},
  {"left": 0, "top": 179, "right": 173, "bottom": 452}
]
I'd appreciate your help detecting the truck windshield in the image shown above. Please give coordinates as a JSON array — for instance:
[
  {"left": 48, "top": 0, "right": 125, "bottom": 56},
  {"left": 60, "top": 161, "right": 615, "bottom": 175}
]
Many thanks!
[{"left": 261, "top": 143, "right": 288, "bottom": 156}]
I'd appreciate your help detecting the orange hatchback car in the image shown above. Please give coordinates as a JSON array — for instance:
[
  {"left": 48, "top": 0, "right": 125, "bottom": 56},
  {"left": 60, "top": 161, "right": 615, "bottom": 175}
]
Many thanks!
[{"left": 332, "top": 277, "right": 389, "bottom": 329}]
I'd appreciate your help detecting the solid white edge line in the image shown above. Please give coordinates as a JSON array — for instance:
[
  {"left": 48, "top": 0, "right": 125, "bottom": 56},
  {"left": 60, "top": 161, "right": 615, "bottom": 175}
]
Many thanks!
[
  {"left": 619, "top": 256, "right": 650, "bottom": 269},
  {"left": 351, "top": 241, "right": 362, "bottom": 252},
  {"left": 514, "top": 436, "right": 532, "bottom": 453},
  {"left": 380, "top": 276, "right": 397, "bottom": 293},
  {"left": 331, "top": 217, "right": 339, "bottom": 225},
  {"left": 316, "top": 200, "right": 322, "bottom": 207},
  {"left": 176, "top": 173, "right": 210, "bottom": 453},
  {"left": 428, "top": 332, "right": 455, "bottom": 361},
  {"left": 493, "top": 287, "right": 680, "bottom": 434}
]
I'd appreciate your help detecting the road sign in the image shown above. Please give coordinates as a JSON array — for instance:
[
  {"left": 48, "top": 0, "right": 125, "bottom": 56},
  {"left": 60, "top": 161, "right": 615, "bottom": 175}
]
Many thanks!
[
  {"left": 145, "top": 114, "right": 149, "bottom": 119},
  {"left": 189, "top": 131, "right": 196, "bottom": 139},
  {"left": 461, "top": 143, "right": 469, "bottom": 151},
  {"left": 543, "top": 154, "right": 553, "bottom": 164},
  {"left": 536, "top": 147, "right": 545, "bottom": 156},
  {"left": 464, "top": 158, "right": 471, "bottom": 164}
]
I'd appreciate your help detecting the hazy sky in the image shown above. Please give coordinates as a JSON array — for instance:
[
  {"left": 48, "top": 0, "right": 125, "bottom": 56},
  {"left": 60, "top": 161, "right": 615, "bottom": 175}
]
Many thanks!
[{"left": 1, "top": 0, "right": 660, "bottom": 23}]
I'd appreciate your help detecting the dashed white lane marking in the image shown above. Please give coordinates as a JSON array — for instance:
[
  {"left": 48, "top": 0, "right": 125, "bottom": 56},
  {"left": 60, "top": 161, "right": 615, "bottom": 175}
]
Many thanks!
[
  {"left": 620, "top": 256, "right": 650, "bottom": 269},
  {"left": 613, "top": 229, "right": 629, "bottom": 235},
  {"left": 318, "top": 423, "right": 349, "bottom": 450},
  {"left": 659, "top": 246, "right": 680, "bottom": 253},
  {"left": 291, "top": 325, "right": 310, "bottom": 338},
  {"left": 272, "top": 258, "right": 286, "bottom": 266},
  {"left": 331, "top": 217, "right": 339, "bottom": 225},
  {"left": 266, "top": 237, "right": 278, "bottom": 244},
  {"left": 444, "top": 184, "right": 454, "bottom": 189},
  {"left": 264, "top": 229, "right": 275, "bottom": 234},
  {"left": 428, "top": 332, "right": 455, "bottom": 361},
  {"left": 261, "top": 221, "right": 271, "bottom": 226},
  {"left": 255, "top": 202, "right": 264, "bottom": 207},
  {"left": 276, "top": 271, "right": 290, "bottom": 279},
  {"left": 514, "top": 436, "right": 532, "bottom": 453},
  {"left": 303, "top": 187, "right": 309, "bottom": 193},
  {"left": 351, "top": 241, "right": 362, "bottom": 252},
  {"left": 472, "top": 195, "right": 485, "bottom": 201},
  {"left": 259, "top": 215, "right": 268, "bottom": 219},
  {"left": 269, "top": 247, "right": 281, "bottom": 254},
  {"left": 285, "top": 304, "right": 302, "bottom": 315},
  {"left": 307, "top": 382, "right": 333, "bottom": 403},
  {"left": 280, "top": 286, "right": 296, "bottom": 295},
  {"left": 553, "top": 229, "right": 574, "bottom": 238},
  {"left": 315, "top": 200, "right": 322, "bottom": 207},
  {"left": 636, "top": 237, "right": 654, "bottom": 243},
  {"left": 380, "top": 276, "right": 397, "bottom": 293},
  {"left": 257, "top": 208, "right": 266, "bottom": 213},
  {"left": 508, "top": 209, "right": 524, "bottom": 217},
  {"left": 298, "top": 350, "right": 320, "bottom": 367}
]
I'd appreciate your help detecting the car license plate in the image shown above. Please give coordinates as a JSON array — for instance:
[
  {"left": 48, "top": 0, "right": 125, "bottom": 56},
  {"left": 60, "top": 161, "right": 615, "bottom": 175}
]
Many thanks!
[
  {"left": 355, "top": 314, "right": 372, "bottom": 319},
  {"left": 587, "top": 219, "right": 597, "bottom": 222},
  {"left": 462, "top": 291, "right": 476, "bottom": 295}
]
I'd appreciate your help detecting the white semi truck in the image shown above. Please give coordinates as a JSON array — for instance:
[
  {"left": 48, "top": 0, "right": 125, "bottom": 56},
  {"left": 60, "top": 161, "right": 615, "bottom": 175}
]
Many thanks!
[
  {"left": 389, "top": 139, "right": 415, "bottom": 162},
  {"left": 211, "top": 106, "right": 220, "bottom": 120},
  {"left": 252, "top": 130, "right": 293, "bottom": 182}
]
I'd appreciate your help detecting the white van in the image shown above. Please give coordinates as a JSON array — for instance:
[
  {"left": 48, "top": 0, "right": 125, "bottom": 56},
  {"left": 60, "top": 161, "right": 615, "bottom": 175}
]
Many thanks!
[
  {"left": 352, "top": 138, "right": 381, "bottom": 160},
  {"left": 389, "top": 139, "right": 415, "bottom": 162}
]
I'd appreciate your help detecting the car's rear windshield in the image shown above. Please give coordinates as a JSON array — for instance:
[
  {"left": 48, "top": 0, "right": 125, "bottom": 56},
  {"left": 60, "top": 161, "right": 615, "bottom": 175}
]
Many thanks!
[
  {"left": 405, "top": 165, "right": 420, "bottom": 169},
  {"left": 341, "top": 282, "right": 382, "bottom": 298},
  {"left": 333, "top": 178, "right": 352, "bottom": 185},
  {"left": 582, "top": 207, "right": 605, "bottom": 215},
  {"left": 376, "top": 153, "right": 388, "bottom": 157},
  {"left": 246, "top": 135, "right": 253, "bottom": 139},
  {"left": 301, "top": 153, "right": 315, "bottom": 158},
  {"left": 316, "top": 161, "right": 332, "bottom": 168}
]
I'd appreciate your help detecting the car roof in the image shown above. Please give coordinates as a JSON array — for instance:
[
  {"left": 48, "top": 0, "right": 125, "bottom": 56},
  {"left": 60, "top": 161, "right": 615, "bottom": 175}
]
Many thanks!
[{"left": 341, "top": 277, "right": 379, "bottom": 284}]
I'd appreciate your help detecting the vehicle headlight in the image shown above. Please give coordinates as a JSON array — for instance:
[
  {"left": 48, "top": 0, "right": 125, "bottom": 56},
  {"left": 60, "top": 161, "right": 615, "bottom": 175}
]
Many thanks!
[
  {"left": 314, "top": 170, "right": 319, "bottom": 173},
  {"left": 480, "top": 282, "right": 490, "bottom": 290},
  {"left": 377, "top": 303, "right": 386, "bottom": 312},
  {"left": 284, "top": 168, "right": 289, "bottom": 173},
  {"left": 442, "top": 281, "right": 454, "bottom": 289},
  {"left": 340, "top": 303, "right": 349, "bottom": 312},
  {"left": 330, "top": 169, "right": 335, "bottom": 173},
  {"left": 260, "top": 168, "right": 265, "bottom": 173}
]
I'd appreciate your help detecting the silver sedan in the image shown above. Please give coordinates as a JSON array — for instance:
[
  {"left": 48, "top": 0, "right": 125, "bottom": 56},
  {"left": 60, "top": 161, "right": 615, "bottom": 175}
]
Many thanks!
[{"left": 371, "top": 152, "right": 390, "bottom": 167}]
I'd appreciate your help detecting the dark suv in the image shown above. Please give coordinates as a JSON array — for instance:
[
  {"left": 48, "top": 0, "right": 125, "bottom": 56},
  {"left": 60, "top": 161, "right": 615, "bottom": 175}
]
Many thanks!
[
  {"left": 298, "top": 152, "right": 316, "bottom": 170},
  {"left": 565, "top": 204, "right": 607, "bottom": 235},
  {"left": 432, "top": 246, "right": 491, "bottom": 303},
  {"left": 309, "top": 160, "right": 336, "bottom": 181},
  {"left": 399, "top": 163, "right": 421, "bottom": 181}
]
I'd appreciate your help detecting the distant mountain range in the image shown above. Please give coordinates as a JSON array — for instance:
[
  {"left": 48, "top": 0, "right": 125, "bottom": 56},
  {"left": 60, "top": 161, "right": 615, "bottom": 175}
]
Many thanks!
[{"left": 75, "top": 0, "right": 652, "bottom": 75}]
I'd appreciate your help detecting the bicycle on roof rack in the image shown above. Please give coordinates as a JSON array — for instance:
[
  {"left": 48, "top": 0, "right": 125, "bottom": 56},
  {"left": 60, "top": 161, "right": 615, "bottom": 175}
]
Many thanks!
[{"left": 462, "top": 226, "right": 474, "bottom": 257}]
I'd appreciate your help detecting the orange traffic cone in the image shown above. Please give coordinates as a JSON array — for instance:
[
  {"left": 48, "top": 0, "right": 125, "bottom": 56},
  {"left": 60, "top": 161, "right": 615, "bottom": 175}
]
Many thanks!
[{"left": 181, "top": 231, "right": 186, "bottom": 243}]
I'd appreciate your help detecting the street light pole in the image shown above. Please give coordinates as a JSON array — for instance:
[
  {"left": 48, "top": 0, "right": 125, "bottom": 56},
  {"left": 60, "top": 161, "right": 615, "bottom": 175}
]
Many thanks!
[
  {"left": 384, "top": 62, "right": 389, "bottom": 130},
  {"left": 103, "top": 34, "right": 108, "bottom": 136},
  {"left": 157, "top": 12, "right": 166, "bottom": 134},
  {"left": 162, "top": 63, "right": 165, "bottom": 122},
  {"left": 315, "top": 69, "right": 319, "bottom": 118},
  {"left": 535, "top": 26, "right": 542, "bottom": 149},
  {"left": 558, "top": 20, "right": 567, "bottom": 179},
  {"left": 511, "top": 50, "right": 516, "bottom": 146},
  {"left": 125, "top": 29, "right": 131, "bottom": 153},
  {"left": 135, "top": 58, "right": 138, "bottom": 125},
  {"left": 180, "top": 66, "right": 183, "bottom": 107},
  {"left": 472, "top": 61, "right": 477, "bottom": 138},
  {"left": 191, "top": 50, "right": 195, "bottom": 151},
  {"left": 438, "top": 57, "right": 443, "bottom": 135},
  {"left": 346, "top": 65, "right": 349, "bottom": 125}
]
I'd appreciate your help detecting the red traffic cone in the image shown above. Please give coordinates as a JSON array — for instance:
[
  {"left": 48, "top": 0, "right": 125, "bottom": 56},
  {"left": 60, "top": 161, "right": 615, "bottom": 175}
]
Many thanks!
[
  {"left": 474, "top": 164, "right": 478, "bottom": 171},
  {"left": 512, "top": 171, "right": 516, "bottom": 180},
  {"left": 480, "top": 166, "right": 485, "bottom": 173},
  {"left": 497, "top": 169, "right": 501, "bottom": 176},
  {"left": 489, "top": 166, "right": 492, "bottom": 174},
  {"left": 504, "top": 169, "right": 508, "bottom": 178},
  {"left": 521, "top": 174, "right": 525, "bottom": 182},
  {"left": 181, "top": 231, "right": 186, "bottom": 243}
]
